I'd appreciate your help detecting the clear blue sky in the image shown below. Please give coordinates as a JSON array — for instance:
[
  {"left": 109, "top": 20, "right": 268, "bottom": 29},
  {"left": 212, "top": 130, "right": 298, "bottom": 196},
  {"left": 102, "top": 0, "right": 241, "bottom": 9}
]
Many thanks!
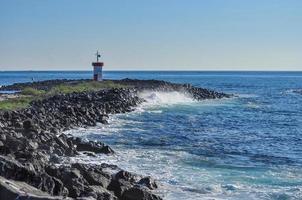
[{"left": 0, "top": 0, "right": 301, "bottom": 71}]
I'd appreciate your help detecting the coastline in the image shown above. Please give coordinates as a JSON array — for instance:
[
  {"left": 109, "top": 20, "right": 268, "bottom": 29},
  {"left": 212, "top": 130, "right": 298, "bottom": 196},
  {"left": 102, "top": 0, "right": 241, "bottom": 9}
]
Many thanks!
[{"left": 0, "top": 79, "right": 230, "bottom": 200}]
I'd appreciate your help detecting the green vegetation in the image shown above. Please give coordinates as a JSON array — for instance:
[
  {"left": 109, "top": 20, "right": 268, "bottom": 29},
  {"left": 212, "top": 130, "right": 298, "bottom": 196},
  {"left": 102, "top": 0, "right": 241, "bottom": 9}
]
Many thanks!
[
  {"left": 0, "top": 81, "right": 128, "bottom": 110},
  {"left": 48, "top": 81, "right": 126, "bottom": 95},
  {"left": 0, "top": 96, "right": 33, "bottom": 110},
  {"left": 21, "top": 87, "right": 46, "bottom": 96}
]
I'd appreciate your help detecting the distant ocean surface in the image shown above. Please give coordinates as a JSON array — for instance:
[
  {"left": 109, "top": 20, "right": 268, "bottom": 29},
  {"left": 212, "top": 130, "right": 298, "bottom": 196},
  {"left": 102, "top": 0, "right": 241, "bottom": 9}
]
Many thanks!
[{"left": 1, "top": 71, "right": 302, "bottom": 200}]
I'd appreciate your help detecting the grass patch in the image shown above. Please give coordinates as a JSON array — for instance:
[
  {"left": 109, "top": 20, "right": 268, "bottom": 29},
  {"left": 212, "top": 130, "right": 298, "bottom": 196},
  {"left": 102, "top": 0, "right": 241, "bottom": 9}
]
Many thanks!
[
  {"left": 21, "top": 87, "right": 46, "bottom": 96},
  {"left": 0, "top": 97, "right": 33, "bottom": 110},
  {"left": 48, "top": 81, "right": 126, "bottom": 95}
]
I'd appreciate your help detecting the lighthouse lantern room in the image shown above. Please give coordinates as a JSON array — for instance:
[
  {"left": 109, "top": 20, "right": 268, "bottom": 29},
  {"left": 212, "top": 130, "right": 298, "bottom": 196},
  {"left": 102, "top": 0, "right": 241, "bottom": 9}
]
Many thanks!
[{"left": 92, "top": 51, "right": 104, "bottom": 81}]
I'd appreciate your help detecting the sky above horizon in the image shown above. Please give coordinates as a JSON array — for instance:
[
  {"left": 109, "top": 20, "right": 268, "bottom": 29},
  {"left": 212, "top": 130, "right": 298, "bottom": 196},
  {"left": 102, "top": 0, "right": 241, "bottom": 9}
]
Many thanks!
[{"left": 0, "top": 0, "right": 301, "bottom": 71}]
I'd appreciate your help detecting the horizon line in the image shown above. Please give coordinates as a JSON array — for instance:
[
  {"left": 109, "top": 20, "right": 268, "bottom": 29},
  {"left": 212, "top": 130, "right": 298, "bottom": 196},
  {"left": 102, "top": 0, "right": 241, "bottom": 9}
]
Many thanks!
[{"left": 1, "top": 69, "right": 302, "bottom": 72}]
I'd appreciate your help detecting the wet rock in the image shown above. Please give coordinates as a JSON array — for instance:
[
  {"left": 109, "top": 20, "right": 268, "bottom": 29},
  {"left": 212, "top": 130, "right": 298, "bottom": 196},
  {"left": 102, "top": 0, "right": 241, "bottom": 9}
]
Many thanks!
[
  {"left": 108, "top": 171, "right": 160, "bottom": 199},
  {"left": 121, "top": 186, "right": 162, "bottom": 200},
  {"left": 76, "top": 197, "right": 97, "bottom": 200},
  {"left": 49, "top": 154, "right": 61, "bottom": 163},
  {"left": 82, "top": 151, "right": 97, "bottom": 157},
  {"left": 137, "top": 177, "right": 158, "bottom": 190},
  {"left": 115, "top": 170, "right": 140, "bottom": 183},
  {"left": 71, "top": 137, "right": 114, "bottom": 154},
  {"left": 99, "top": 115, "right": 109, "bottom": 124}
]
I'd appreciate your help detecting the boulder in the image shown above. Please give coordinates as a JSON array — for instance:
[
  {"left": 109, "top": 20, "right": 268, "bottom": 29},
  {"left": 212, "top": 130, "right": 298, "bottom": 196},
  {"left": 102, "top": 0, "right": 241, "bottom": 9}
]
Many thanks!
[
  {"left": 72, "top": 163, "right": 112, "bottom": 188},
  {"left": 48, "top": 166, "right": 90, "bottom": 198},
  {"left": 0, "top": 176, "right": 71, "bottom": 200},
  {"left": 23, "top": 119, "right": 33, "bottom": 130},
  {"left": 71, "top": 137, "right": 114, "bottom": 154},
  {"left": 89, "top": 185, "right": 117, "bottom": 200},
  {"left": 108, "top": 179, "right": 132, "bottom": 198},
  {"left": 0, "top": 156, "right": 67, "bottom": 196},
  {"left": 121, "top": 186, "right": 162, "bottom": 200},
  {"left": 108, "top": 171, "right": 161, "bottom": 199},
  {"left": 115, "top": 170, "right": 140, "bottom": 183},
  {"left": 137, "top": 177, "right": 158, "bottom": 190}
]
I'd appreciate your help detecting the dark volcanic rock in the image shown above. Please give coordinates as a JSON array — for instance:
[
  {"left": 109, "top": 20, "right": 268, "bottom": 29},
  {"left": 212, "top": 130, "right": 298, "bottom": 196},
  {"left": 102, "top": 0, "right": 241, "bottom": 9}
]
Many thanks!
[
  {"left": 72, "top": 163, "right": 112, "bottom": 188},
  {"left": 0, "top": 176, "right": 70, "bottom": 200},
  {"left": 115, "top": 170, "right": 141, "bottom": 184},
  {"left": 108, "top": 170, "right": 162, "bottom": 200},
  {"left": 122, "top": 186, "right": 162, "bottom": 200},
  {"left": 71, "top": 137, "right": 114, "bottom": 154},
  {"left": 108, "top": 170, "right": 139, "bottom": 198},
  {"left": 23, "top": 119, "right": 33, "bottom": 130},
  {"left": 137, "top": 177, "right": 158, "bottom": 190},
  {"left": 89, "top": 185, "right": 117, "bottom": 200},
  {"left": 108, "top": 178, "right": 133, "bottom": 198},
  {"left": 0, "top": 156, "right": 67, "bottom": 196},
  {"left": 45, "top": 164, "right": 121, "bottom": 199}
]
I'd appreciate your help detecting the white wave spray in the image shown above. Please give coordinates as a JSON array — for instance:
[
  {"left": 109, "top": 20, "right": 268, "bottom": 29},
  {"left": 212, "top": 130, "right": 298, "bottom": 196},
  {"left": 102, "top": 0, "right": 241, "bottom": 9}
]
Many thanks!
[{"left": 138, "top": 90, "right": 196, "bottom": 106}]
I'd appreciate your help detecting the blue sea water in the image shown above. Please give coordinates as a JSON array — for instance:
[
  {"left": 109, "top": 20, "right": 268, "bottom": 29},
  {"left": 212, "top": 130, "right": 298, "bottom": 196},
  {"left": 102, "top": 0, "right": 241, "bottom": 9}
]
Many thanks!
[{"left": 1, "top": 71, "right": 302, "bottom": 199}]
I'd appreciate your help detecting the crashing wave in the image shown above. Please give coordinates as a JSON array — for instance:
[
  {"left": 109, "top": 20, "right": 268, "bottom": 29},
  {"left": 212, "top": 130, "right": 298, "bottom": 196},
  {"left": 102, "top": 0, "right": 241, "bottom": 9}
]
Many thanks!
[{"left": 139, "top": 91, "right": 196, "bottom": 106}]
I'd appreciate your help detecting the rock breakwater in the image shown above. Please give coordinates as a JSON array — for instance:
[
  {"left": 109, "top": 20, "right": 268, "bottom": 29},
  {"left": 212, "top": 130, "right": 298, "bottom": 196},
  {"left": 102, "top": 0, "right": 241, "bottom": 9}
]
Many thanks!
[{"left": 0, "top": 79, "right": 231, "bottom": 200}]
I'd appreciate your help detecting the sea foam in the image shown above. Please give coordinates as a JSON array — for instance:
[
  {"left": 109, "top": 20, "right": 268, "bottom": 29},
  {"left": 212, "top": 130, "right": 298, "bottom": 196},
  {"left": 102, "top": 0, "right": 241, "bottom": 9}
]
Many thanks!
[{"left": 139, "top": 91, "right": 195, "bottom": 106}]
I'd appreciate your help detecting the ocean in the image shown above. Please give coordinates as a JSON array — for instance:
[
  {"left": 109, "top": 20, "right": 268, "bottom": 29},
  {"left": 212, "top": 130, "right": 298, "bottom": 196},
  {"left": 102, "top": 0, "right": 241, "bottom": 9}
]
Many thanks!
[{"left": 1, "top": 71, "right": 302, "bottom": 200}]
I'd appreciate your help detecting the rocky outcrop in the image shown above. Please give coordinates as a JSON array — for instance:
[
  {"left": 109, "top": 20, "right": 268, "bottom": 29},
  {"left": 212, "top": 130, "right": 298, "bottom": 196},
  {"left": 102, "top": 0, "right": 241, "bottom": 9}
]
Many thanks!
[
  {"left": 0, "top": 79, "right": 231, "bottom": 199},
  {"left": 0, "top": 176, "right": 71, "bottom": 200},
  {"left": 0, "top": 157, "right": 160, "bottom": 200}
]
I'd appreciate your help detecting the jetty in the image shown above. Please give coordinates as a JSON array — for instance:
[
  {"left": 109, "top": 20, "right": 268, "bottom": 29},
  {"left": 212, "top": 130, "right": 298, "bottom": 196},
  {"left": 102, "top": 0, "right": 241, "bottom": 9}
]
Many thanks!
[{"left": 0, "top": 79, "right": 230, "bottom": 200}]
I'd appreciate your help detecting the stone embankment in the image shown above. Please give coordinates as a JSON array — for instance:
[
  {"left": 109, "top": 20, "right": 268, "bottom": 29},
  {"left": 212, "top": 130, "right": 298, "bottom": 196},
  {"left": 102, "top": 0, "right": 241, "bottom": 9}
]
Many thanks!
[{"left": 0, "top": 79, "right": 231, "bottom": 200}]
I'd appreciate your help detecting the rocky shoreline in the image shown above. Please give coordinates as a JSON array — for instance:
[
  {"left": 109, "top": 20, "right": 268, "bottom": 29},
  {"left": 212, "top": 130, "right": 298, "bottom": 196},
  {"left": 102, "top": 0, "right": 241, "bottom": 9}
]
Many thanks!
[{"left": 0, "top": 79, "right": 231, "bottom": 200}]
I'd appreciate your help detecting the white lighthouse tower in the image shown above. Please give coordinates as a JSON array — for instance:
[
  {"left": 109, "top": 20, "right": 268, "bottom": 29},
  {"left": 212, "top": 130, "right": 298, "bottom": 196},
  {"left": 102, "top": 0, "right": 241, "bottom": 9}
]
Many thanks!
[{"left": 92, "top": 51, "right": 104, "bottom": 81}]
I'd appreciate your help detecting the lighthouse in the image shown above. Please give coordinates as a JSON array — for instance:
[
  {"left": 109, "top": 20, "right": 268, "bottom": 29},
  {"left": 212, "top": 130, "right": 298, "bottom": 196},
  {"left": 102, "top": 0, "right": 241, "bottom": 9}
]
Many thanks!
[{"left": 92, "top": 51, "right": 104, "bottom": 81}]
